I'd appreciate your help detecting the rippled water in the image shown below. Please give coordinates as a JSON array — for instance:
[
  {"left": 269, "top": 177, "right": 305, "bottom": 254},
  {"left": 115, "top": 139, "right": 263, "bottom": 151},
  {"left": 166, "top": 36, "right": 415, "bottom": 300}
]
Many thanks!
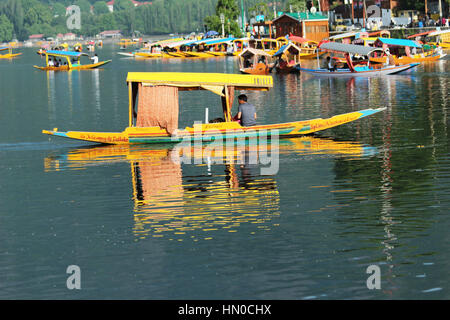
[{"left": 0, "top": 45, "right": 449, "bottom": 299}]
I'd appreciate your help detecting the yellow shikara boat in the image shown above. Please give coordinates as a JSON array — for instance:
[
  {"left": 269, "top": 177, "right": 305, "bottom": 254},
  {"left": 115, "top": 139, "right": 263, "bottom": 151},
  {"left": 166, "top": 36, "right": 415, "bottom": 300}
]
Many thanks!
[
  {"left": 43, "top": 72, "right": 386, "bottom": 144},
  {"left": 0, "top": 47, "right": 22, "bottom": 59},
  {"left": 33, "top": 50, "right": 111, "bottom": 71},
  {"left": 369, "top": 37, "right": 446, "bottom": 65}
]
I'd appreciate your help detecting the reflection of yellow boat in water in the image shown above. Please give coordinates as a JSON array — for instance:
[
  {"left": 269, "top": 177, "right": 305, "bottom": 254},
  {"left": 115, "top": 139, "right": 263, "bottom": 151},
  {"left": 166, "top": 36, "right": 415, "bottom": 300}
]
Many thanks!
[
  {"left": 44, "top": 136, "right": 375, "bottom": 170},
  {"left": 43, "top": 72, "right": 385, "bottom": 144},
  {"left": 44, "top": 136, "right": 376, "bottom": 240}
]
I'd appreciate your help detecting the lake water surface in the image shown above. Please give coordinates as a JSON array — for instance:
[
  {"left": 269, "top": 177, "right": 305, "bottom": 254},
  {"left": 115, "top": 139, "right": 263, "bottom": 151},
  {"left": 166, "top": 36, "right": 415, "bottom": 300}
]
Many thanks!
[{"left": 0, "top": 45, "right": 449, "bottom": 299}]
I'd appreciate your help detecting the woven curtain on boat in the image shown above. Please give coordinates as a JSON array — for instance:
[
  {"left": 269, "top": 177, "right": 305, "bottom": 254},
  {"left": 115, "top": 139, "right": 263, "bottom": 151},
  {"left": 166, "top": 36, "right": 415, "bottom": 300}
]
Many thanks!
[{"left": 136, "top": 84, "right": 179, "bottom": 134}]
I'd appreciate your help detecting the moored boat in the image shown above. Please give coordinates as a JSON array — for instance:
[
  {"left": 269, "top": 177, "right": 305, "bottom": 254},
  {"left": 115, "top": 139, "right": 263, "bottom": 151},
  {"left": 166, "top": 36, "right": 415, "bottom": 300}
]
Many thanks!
[
  {"left": 370, "top": 38, "right": 446, "bottom": 65},
  {"left": 239, "top": 48, "right": 276, "bottom": 75},
  {"left": 42, "top": 72, "right": 386, "bottom": 144},
  {"left": 272, "top": 43, "right": 302, "bottom": 73},
  {"left": 287, "top": 34, "right": 324, "bottom": 59},
  {"left": 300, "top": 42, "right": 420, "bottom": 77}
]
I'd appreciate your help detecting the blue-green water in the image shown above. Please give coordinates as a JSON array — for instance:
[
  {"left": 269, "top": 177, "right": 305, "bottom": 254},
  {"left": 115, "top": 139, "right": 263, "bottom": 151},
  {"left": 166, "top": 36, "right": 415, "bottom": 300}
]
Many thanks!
[{"left": 0, "top": 46, "right": 449, "bottom": 299}]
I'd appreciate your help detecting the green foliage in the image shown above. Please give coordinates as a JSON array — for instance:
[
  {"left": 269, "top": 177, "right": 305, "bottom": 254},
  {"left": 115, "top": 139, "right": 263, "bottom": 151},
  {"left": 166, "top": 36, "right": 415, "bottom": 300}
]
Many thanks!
[
  {"left": 114, "top": 0, "right": 134, "bottom": 11},
  {"left": 0, "top": 14, "right": 14, "bottom": 41},
  {"left": 93, "top": 1, "right": 110, "bottom": 15},
  {"left": 205, "top": 0, "right": 243, "bottom": 37},
  {"left": 287, "top": 0, "right": 307, "bottom": 12},
  {"left": 0, "top": 0, "right": 236, "bottom": 40},
  {"left": 74, "top": 0, "right": 92, "bottom": 13}
]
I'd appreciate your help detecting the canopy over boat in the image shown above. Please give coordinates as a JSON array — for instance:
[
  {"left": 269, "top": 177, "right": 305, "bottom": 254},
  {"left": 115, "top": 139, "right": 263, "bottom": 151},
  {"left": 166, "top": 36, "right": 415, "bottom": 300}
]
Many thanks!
[
  {"left": 328, "top": 31, "right": 358, "bottom": 41},
  {"left": 374, "top": 38, "right": 422, "bottom": 48},
  {"left": 126, "top": 72, "right": 273, "bottom": 91},
  {"left": 199, "top": 37, "right": 235, "bottom": 45},
  {"left": 164, "top": 39, "right": 195, "bottom": 48},
  {"left": 319, "top": 42, "right": 384, "bottom": 56},
  {"left": 45, "top": 50, "right": 88, "bottom": 57},
  {"left": 239, "top": 47, "right": 273, "bottom": 58},
  {"left": 273, "top": 43, "right": 301, "bottom": 57},
  {"left": 287, "top": 35, "right": 317, "bottom": 44},
  {"left": 149, "top": 38, "right": 184, "bottom": 47},
  {"left": 126, "top": 72, "right": 273, "bottom": 129},
  {"left": 183, "top": 37, "right": 235, "bottom": 47}
]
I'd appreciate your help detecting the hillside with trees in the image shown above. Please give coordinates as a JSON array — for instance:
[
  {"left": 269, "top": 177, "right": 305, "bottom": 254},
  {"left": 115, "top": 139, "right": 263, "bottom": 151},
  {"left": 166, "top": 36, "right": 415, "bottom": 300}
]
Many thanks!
[
  {"left": 0, "top": 0, "right": 218, "bottom": 41},
  {"left": 0, "top": 0, "right": 305, "bottom": 42}
]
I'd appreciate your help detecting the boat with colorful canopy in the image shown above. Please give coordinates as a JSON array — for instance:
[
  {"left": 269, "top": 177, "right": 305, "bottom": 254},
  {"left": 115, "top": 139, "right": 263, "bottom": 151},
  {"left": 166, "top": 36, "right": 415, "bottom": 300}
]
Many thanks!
[
  {"left": 0, "top": 46, "right": 22, "bottom": 59},
  {"left": 370, "top": 37, "right": 446, "bottom": 64},
  {"left": 300, "top": 42, "right": 419, "bottom": 77},
  {"left": 238, "top": 48, "right": 276, "bottom": 75},
  {"left": 286, "top": 34, "right": 324, "bottom": 59},
  {"left": 230, "top": 38, "right": 249, "bottom": 56},
  {"left": 42, "top": 72, "right": 386, "bottom": 144},
  {"left": 33, "top": 50, "right": 111, "bottom": 71},
  {"left": 119, "top": 38, "right": 183, "bottom": 58},
  {"left": 272, "top": 43, "right": 302, "bottom": 73}
]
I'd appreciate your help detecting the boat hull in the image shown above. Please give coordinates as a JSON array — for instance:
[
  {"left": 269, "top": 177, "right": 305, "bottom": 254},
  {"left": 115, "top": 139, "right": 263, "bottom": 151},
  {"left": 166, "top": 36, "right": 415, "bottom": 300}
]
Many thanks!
[
  {"left": 182, "top": 52, "right": 213, "bottom": 58},
  {"left": 42, "top": 108, "right": 386, "bottom": 145},
  {"left": 240, "top": 62, "right": 271, "bottom": 75},
  {"left": 300, "top": 63, "right": 419, "bottom": 77},
  {"left": 370, "top": 53, "right": 446, "bottom": 65},
  {"left": 33, "top": 60, "right": 112, "bottom": 71},
  {"left": 275, "top": 64, "right": 301, "bottom": 74},
  {"left": 0, "top": 53, "right": 22, "bottom": 59},
  {"left": 136, "top": 52, "right": 163, "bottom": 58}
]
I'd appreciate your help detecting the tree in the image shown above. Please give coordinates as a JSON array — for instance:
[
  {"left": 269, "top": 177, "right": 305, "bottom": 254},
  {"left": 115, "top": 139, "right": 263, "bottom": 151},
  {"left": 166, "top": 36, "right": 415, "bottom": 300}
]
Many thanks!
[
  {"left": 0, "top": 14, "right": 14, "bottom": 41},
  {"left": 114, "top": 0, "right": 134, "bottom": 11},
  {"left": 93, "top": 1, "right": 110, "bottom": 15},
  {"left": 98, "top": 13, "right": 118, "bottom": 31},
  {"left": 52, "top": 2, "right": 66, "bottom": 17},
  {"left": 205, "top": 0, "right": 243, "bottom": 36},
  {"left": 288, "top": 0, "right": 307, "bottom": 12},
  {"left": 75, "top": 0, "right": 92, "bottom": 13}
]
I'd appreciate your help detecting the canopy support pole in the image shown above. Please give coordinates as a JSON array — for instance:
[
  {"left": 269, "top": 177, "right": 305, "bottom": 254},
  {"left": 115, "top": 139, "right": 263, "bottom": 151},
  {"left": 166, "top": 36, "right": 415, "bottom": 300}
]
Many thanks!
[{"left": 128, "top": 82, "right": 133, "bottom": 127}]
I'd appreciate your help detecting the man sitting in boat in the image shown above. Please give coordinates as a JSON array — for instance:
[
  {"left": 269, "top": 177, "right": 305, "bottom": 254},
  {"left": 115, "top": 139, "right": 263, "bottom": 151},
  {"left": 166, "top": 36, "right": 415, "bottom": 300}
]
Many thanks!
[
  {"left": 234, "top": 94, "right": 257, "bottom": 127},
  {"left": 384, "top": 49, "right": 395, "bottom": 66},
  {"left": 325, "top": 56, "right": 337, "bottom": 72}
]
